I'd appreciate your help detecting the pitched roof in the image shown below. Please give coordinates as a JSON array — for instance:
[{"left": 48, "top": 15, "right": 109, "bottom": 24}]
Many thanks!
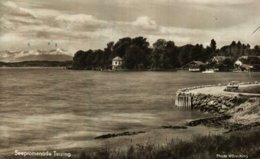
[
  {"left": 181, "top": 60, "right": 206, "bottom": 68},
  {"left": 213, "top": 56, "right": 233, "bottom": 62},
  {"left": 238, "top": 56, "right": 260, "bottom": 65},
  {"left": 190, "top": 61, "right": 205, "bottom": 65},
  {"left": 112, "top": 56, "right": 123, "bottom": 61},
  {"left": 239, "top": 56, "right": 260, "bottom": 60}
]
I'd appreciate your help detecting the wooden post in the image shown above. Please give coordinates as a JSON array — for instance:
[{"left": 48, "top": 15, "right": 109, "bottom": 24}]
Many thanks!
[{"left": 175, "top": 92, "right": 193, "bottom": 110}]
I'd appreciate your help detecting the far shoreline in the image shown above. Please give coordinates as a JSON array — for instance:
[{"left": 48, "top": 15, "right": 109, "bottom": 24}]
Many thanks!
[
  {"left": 1, "top": 64, "right": 260, "bottom": 73},
  {"left": 2, "top": 66, "right": 260, "bottom": 73}
]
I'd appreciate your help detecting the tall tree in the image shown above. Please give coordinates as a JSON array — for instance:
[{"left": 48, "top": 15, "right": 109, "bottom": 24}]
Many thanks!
[
  {"left": 113, "top": 37, "right": 132, "bottom": 57},
  {"left": 152, "top": 39, "right": 167, "bottom": 69},
  {"left": 124, "top": 37, "right": 150, "bottom": 69},
  {"left": 72, "top": 50, "right": 87, "bottom": 69},
  {"left": 210, "top": 39, "right": 217, "bottom": 52}
]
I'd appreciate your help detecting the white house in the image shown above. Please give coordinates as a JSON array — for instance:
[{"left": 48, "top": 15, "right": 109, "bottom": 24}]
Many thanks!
[
  {"left": 234, "top": 60, "right": 243, "bottom": 66},
  {"left": 234, "top": 56, "right": 260, "bottom": 71},
  {"left": 112, "top": 56, "right": 124, "bottom": 70}
]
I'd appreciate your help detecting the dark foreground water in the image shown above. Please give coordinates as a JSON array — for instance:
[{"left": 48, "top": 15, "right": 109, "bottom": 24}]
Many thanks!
[{"left": 0, "top": 69, "right": 259, "bottom": 155}]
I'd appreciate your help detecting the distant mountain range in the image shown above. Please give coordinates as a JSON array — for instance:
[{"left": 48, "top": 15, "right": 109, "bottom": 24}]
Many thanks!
[
  {"left": 0, "top": 61, "right": 73, "bottom": 67},
  {"left": 0, "top": 48, "right": 73, "bottom": 62}
]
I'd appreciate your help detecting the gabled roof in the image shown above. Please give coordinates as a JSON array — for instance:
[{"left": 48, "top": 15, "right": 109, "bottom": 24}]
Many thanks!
[
  {"left": 239, "top": 56, "right": 260, "bottom": 60},
  {"left": 181, "top": 60, "right": 206, "bottom": 69},
  {"left": 190, "top": 61, "right": 205, "bottom": 65},
  {"left": 212, "top": 56, "right": 233, "bottom": 62},
  {"left": 112, "top": 56, "right": 123, "bottom": 61},
  {"left": 238, "top": 56, "right": 260, "bottom": 65}
]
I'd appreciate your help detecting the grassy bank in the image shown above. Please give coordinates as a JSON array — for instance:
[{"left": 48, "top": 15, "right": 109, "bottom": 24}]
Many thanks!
[
  {"left": 238, "top": 85, "right": 260, "bottom": 94},
  {"left": 79, "top": 129, "right": 260, "bottom": 159},
  {"left": 4, "top": 128, "right": 260, "bottom": 159}
]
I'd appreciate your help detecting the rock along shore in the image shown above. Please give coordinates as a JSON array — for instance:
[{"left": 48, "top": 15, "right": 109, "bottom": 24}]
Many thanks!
[
  {"left": 175, "top": 81, "right": 259, "bottom": 114},
  {"left": 175, "top": 81, "right": 260, "bottom": 132}
]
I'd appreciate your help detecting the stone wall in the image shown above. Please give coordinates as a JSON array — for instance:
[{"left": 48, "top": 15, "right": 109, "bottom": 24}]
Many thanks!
[
  {"left": 190, "top": 94, "right": 247, "bottom": 114},
  {"left": 175, "top": 81, "right": 259, "bottom": 114}
]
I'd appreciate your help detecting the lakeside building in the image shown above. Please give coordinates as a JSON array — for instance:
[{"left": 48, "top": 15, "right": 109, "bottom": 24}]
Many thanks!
[
  {"left": 112, "top": 56, "right": 124, "bottom": 70},
  {"left": 234, "top": 56, "right": 260, "bottom": 71},
  {"left": 209, "top": 56, "right": 234, "bottom": 71},
  {"left": 211, "top": 56, "right": 233, "bottom": 65},
  {"left": 187, "top": 61, "right": 206, "bottom": 72}
]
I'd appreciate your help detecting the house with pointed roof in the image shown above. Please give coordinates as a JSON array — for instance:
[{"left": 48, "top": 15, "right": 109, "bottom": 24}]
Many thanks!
[
  {"left": 209, "top": 56, "right": 235, "bottom": 71},
  {"left": 112, "top": 56, "right": 124, "bottom": 70},
  {"left": 211, "top": 56, "right": 234, "bottom": 65},
  {"left": 187, "top": 61, "right": 206, "bottom": 72},
  {"left": 234, "top": 56, "right": 260, "bottom": 71}
]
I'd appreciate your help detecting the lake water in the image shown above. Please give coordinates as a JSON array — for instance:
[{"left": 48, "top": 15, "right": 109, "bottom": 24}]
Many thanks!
[{"left": 0, "top": 69, "right": 259, "bottom": 155}]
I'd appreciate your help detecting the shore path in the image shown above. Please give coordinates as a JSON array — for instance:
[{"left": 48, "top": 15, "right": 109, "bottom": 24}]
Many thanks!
[{"left": 188, "top": 83, "right": 260, "bottom": 97}]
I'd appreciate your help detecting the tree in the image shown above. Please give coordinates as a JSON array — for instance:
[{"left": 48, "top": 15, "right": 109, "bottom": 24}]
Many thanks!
[
  {"left": 72, "top": 50, "right": 87, "bottom": 69},
  {"left": 165, "top": 41, "right": 178, "bottom": 68},
  {"left": 103, "top": 41, "right": 114, "bottom": 68},
  {"left": 254, "top": 45, "right": 260, "bottom": 56},
  {"left": 93, "top": 49, "right": 104, "bottom": 68},
  {"left": 84, "top": 50, "right": 94, "bottom": 69},
  {"left": 210, "top": 39, "right": 216, "bottom": 52},
  {"left": 220, "top": 58, "right": 234, "bottom": 71},
  {"left": 231, "top": 41, "right": 236, "bottom": 46},
  {"left": 124, "top": 45, "right": 142, "bottom": 69},
  {"left": 72, "top": 36, "right": 259, "bottom": 70},
  {"left": 178, "top": 45, "right": 194, "bottom": 66},
  {"left": 124, "top": 37, "right": 151, "bottom": 69},
  {"left": 113, "top": 37, "right": 132, "bottom": 57},
  {"left": 152, "top": 39, "right": 167, "bottom": 69}
]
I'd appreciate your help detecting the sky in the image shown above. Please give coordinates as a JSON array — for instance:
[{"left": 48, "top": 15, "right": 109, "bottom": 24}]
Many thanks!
[{"left": 0, "top": 0, "right": 259, "bottom": 54}]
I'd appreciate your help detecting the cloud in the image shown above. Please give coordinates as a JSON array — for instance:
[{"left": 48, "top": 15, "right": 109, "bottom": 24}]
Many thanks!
[
  {"left": 32, "top": 8, "right": 61, "bottom": 18},
  {"left": 54, "top": 14, "right": 108, "bottom": 30},
  {"left": 157, "top": 17, "right": 260, "bottom": 47},
  {"left": 159, "top": 26, "right": 205, "bottom": 36},
  {"left": 0, "top": 33, "right": 22, "bottom": 42},
  {"left": 132, "top": 16, "right": 158, "bottom": 30},
  {"left": 180, "top": 0, "right": 255, "bottom": 5},
  {"left": 0, "top": 0, "right": 259, "bottom": 52},
  {"left": 2, "top": 1, "right": 37, "bottom": 18},
  {"left": 0, "top": 16, "right": 16, "bottom": 31},
  {"left": 0, "top": 1, "right": 42, "bottom": 33},
  {"left": 104, "top": 0, "right": 255, "bottom": 7},
  {"left": 0, "top": 33, "right": 27, "bottom": 50},
  {"left": 5, "top": 15, "right": 42, "bottom": 25}
]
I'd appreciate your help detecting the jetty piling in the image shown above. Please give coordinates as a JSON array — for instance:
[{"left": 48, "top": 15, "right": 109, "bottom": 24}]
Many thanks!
[{"left": 175, "top": 93, "right": 192, "bottom": 109}]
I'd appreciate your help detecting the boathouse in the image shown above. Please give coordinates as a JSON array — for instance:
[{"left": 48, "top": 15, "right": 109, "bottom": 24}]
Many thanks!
[{"left": 188, "top": 61, "right": 206, "bottom": 72}]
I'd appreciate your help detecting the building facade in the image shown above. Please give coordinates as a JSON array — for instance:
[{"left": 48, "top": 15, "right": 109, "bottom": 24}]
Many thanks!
[
  {"left": 112, "top": 56, "right": 124, "bottom": 70},
  {"left": 234, "top": 56, "right": 260, "bottom": 71},
  {"left": 188, "top": 61, "right": 206, "bottom": 72}
]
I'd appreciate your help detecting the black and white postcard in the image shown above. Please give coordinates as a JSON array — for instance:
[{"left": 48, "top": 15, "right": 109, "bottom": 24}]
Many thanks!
[{"left": 0, "top": 0, "right": 260, "bottom": 159}]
